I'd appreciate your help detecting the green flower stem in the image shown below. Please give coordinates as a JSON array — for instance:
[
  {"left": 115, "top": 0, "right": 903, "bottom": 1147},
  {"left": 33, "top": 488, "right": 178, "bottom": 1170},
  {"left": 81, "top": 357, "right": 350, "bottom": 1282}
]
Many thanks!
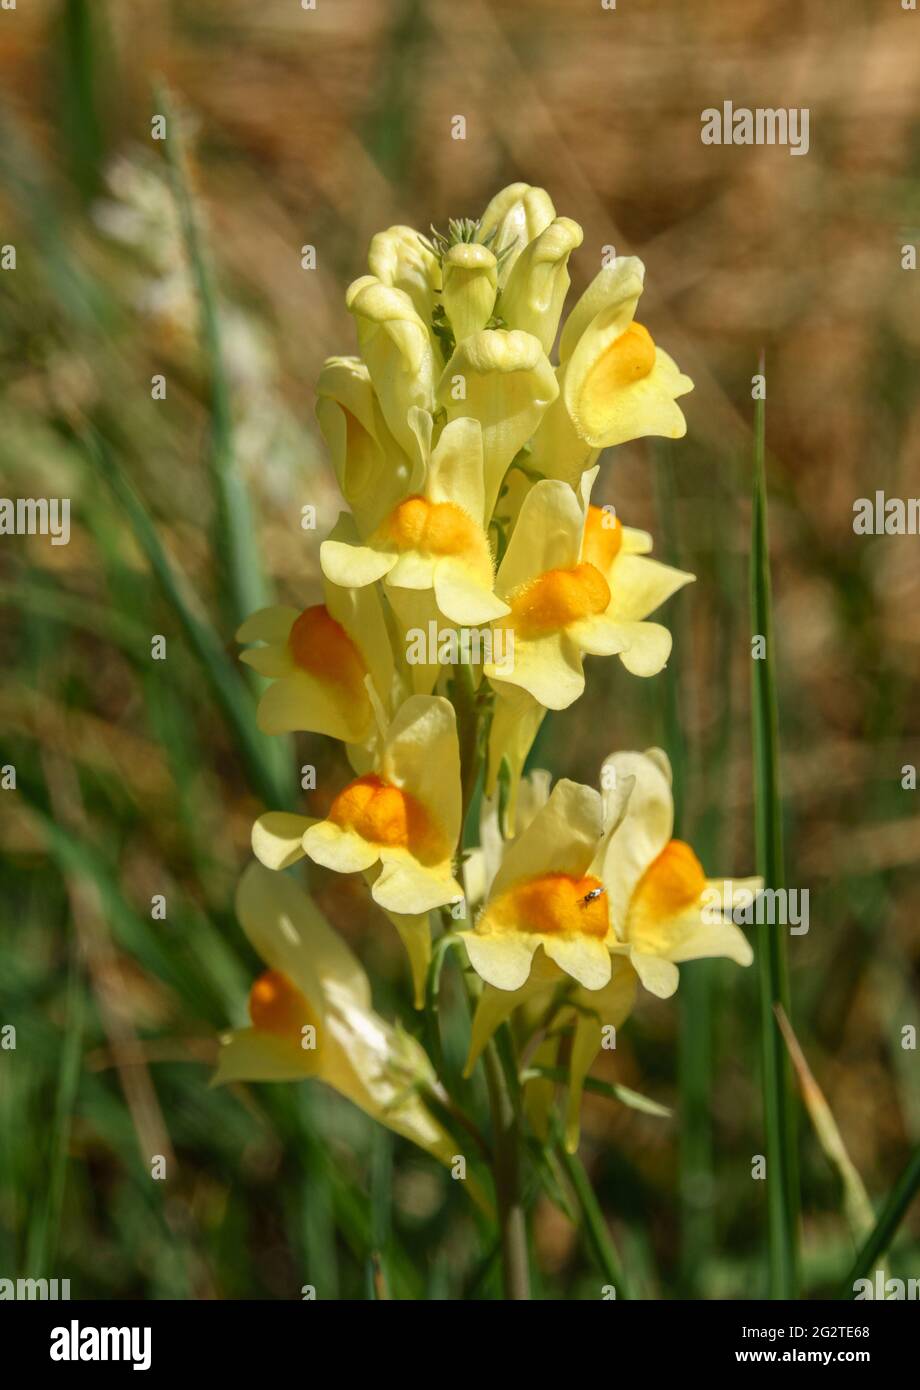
[
  {"left": 448, "top": 672, "right": 529, "bottom": 1298},
  {"left": 483, "top": 1040, "right": 530, "bottom": 1300},
  {"left": 556, "top": 1140, "right": 630, "bottom": 1299}
]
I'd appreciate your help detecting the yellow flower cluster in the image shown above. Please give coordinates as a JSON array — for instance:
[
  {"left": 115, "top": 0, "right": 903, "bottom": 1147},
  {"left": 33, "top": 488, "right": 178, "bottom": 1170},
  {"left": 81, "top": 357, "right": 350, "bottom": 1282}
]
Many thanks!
[{"left": 217, "top": 183, "right": 758, "bottom": 1159}]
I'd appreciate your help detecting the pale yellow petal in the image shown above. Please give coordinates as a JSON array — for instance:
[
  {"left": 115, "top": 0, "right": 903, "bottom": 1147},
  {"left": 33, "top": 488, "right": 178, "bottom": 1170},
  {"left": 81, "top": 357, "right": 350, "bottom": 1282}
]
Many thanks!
[
  {"left": 302, "top": 819, "right": 381, "bottom": 874},
  {"left": 320, "top": 537, "right": 396, "bottom": 589},
  {"left": 252, "top": 812, "right": 313, "bottom": 871},
  {"left": 213, "top": 1027, "right": 318, "bottom": 1086},
  {"left": 236, "top": 605, "right": 299, "bottom": 644},
  {"left": 491, "top": 778, "right": 604, "bottom": 897},
  {"left": 606, "top": 554, "right": 695, "bottom": 622}
]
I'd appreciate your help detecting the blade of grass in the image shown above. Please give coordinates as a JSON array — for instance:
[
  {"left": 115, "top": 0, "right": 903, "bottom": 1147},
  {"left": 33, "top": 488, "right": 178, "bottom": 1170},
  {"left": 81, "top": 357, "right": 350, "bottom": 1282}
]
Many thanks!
[
  {"left": 750, "top": 354, "right": 800, "bottom": 1297},
  {"left": 24, "top": 946, "right": 86, "bottom": 1276},
  {"left": 522, "top": 1066, "right": 672, "bottom": 1119},
  {"left": 555, "top": 1137, "right": 631, "bottom": 1299},
  {"left": 775, "top": 1005, "right": 875, "bottom": 1246},
  {"left": 841, "top": 1144, "right": 920, "bottom": 1296},
  {"left": 655, "top": 440, "right": 714, "bottom": 1293},
  {"left": 154, "top": 81, "right": 268, "bottom": 633},
  {"left": 82, "top": 428, "right": 293, "bottom": 810}
]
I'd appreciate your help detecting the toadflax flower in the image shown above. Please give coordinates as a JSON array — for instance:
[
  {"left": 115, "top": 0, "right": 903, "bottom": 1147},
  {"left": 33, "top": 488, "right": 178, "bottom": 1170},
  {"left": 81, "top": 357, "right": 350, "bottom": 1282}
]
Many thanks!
[
  {"left": 236, "top": 515, "right": 395, "bottom": 744},
  {"left": 249, "top": 694, "right": 464, "bottom": 1006},
  {"left": 528, "top": 255, "right": 694, "bottom": 487},
  {"left": 320, "top": 410, "right": 509, "bottom": 630},
  {"left": 460, "top": 775, "right": 631, "bottom": 993},
  {"left": 213, "top": 863, "right": 459, "bottom": 1168},
  {"left": 599, "top": 749, "right": 759, "bottom": 998},
  {"left": 483, "top": 468, "right": 694, "bottom": 710},
  {"left": 460, "top": 770, "right": 637, "bottom": 1152}
]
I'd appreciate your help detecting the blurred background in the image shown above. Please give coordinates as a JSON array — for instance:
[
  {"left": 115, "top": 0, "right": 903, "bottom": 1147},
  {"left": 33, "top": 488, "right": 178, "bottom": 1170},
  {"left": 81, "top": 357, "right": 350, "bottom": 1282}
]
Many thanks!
[{"left": 1, "top": 0, "right": 918, "bottom": 1299}]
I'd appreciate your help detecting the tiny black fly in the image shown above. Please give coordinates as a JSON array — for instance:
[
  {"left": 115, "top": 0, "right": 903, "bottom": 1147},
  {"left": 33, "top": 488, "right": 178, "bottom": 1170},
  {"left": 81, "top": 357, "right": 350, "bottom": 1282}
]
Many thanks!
[{"left": 579, "top": 886, "right": 606, "bottom": 908}]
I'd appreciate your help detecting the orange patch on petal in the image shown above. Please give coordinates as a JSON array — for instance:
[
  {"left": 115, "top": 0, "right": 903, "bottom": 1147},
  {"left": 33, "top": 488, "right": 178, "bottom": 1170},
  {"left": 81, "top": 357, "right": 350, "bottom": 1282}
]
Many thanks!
[
  {"left": 385, "top": 495, "right": 485, "bottom": 560},
  {"left": 249, "top": 969, "right": 317, "bottom": 1041},
  {"left": 630, "top": 839, "right": 706, "bottom": 922},
  {"left": 328, "top": 773, "right": 447, "bottom": 864},
  {"left": 581, "top": 504, "right": 623, "bottom": 573},
  {"left": 508, "top": 563, "right": 610, "bottom": 638},
  {"left": 584, "top": 321, "right": 656, "bottom": 403},
  {"left": 489, "top": 873, "right": 609, "bottom": 939},
  {"left": 287, "top": 605, "right": 368, "bottom": 703}
]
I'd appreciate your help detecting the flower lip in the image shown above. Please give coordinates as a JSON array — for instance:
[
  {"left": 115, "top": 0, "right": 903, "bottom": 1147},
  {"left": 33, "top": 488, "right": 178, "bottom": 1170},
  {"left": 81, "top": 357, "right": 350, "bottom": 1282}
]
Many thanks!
[
  {"left": 487, "top": 872, "right": 609, "bottom": 940},
  {"left": 383, "top": 494, "right": 485, "bottom": 559},
  {"left": 628, "top": 838, "right": 707, "bottom": 929},
  {"left": 507, "top": 562, "right": 610, "bottom": 638},
  {"left": 287, "top": 605, "right": 367, "bottom": 691},
  {"left": 328, "top": 773, "right": 448, "bottom": 865}
]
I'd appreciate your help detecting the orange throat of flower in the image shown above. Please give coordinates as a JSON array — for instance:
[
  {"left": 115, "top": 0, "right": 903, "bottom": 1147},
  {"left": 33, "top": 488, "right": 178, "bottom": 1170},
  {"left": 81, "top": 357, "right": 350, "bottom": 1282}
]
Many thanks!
[
  {"left": 627, "top": 839, "right": 707, "bottom": 944},
  {"left": 507, "top": 562, "right": 610, "bottom": 639},
  {"left": 581, "top": 504, "right": 623, "bottom": 573},
  {"left": 328, "top": 773, "right": 448, "bottom": 865},
  {"left": 383, "top": 495, "right": 490, "bottom": 569},
  {"left": 287, "top": 605, "right": 369, "bottom": 705},
  {"left": 249, "top": 969, "right": 318, "bottom": 1044},
  {"left": 487, "top": 873, "right": 609, "bottom": 940}
]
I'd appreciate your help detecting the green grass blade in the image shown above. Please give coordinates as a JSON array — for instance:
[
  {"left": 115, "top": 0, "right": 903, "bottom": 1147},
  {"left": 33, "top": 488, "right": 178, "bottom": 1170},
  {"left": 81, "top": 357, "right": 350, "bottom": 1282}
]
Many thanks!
[
  {"left": 155, "top": 81, "right": 267, "bottom": 632},
  {"left": 841, "top": 1145, "right": 920, "bottom": 1296},
  {"left": 83, "top": 429, "right": 292, "bottom": 810},
  {"left": 750, "top": 360, "right": 800, "bottom": 1297},
  {"left": 24, "top": 948, "right": 86, "bottom": 1276},
  {"left": 556, "top": 1139, "right": 631, "bottom": 1299}
]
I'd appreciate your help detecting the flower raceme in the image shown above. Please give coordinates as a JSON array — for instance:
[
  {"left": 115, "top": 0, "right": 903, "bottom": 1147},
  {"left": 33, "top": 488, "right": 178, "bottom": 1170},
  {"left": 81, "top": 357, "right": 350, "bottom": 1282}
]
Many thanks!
[{"left": 223, "top": 183, "right": 725, "bottom": 1165}]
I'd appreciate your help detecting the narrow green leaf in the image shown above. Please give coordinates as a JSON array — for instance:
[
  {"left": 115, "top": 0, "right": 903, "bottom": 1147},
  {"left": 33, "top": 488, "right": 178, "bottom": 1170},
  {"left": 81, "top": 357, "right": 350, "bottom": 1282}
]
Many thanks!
[
  {"left": 82, "top": 429, "right": 293, "bottom": 811},
  {"left": 841, "top": 1144, "right": 920, "bottom": 1296},
  {"left": 750, "top": 357, "right": 800, "bottom": 1297},
  {"left": 523, "top": 1066, "right": 672, "bottom": 1119},
  {"left": 155, "top": 81, "right": 267, "bottom": 632}
]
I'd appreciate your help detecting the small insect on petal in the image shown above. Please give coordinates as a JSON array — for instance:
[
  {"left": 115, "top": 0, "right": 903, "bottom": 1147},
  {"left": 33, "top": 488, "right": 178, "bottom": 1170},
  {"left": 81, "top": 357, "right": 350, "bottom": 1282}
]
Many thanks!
[{"left": 579, "top": 886, "right": 606, "bottom": 908}]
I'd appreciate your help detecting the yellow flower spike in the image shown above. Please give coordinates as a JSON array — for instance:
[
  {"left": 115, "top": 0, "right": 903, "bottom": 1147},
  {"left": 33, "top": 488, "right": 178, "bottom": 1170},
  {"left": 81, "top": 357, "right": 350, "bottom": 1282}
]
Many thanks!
[
  {"left": 500, "top": 216, "right": 584, "bottom": 355},
  {"left": 321, "top": 413, "right": 509, "bottom": 628},
  {"left": 303, "top": 694, "right": 464, "bottom": 916},
  {"left": 560, "top": 256, "right": 694, "bottom": 449},
  {"left": 437, "top": 328, "right": 559, "bottom": 521},
  {"left": 598, "top": 749, "right": 759, "bottom": 999},
  {"left": 479, "top": 182, "right": 556, "bottom": 286},
  {"left": 213, "top": 864, "right": 463, "bottom": 1175},
  {"left": 441, "top": 241, "right": 498, "bottom": 344},
  {"left": 367, "top": 224, "right": 441, "bottom": 326},
  {"left": 237, "top": 518, "right": 395, "bottom": 742},
  {"left": 315, "top": 356, "right": 415, "bottom": 537},
  {"left": 461, "top": 776, "right": 631, "bottom": 992},
  {"left": 346, "top": 275, "right": 436, "bottom": 460}
]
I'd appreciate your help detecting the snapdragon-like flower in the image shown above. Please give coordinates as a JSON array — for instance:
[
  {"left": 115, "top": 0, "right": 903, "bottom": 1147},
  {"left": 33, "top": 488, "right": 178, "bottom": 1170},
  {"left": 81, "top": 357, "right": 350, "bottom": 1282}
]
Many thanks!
[
  {"left": 461, "top": 770, "right": 637, "bottom": 1152},
  {"left": 599, "top": 749, "right": 759, "bottom": 997},
  {"left": 484, "top": 469, "right": 693, "bottom": 710},
  {"left": 320, "top": 410, "right": 508, "bottom": 629},
  {"left": 529, "top": 255, "right": 694, "bottom": 487},
  {"left": 460, "top": 775, "right": 631, "bottom": 992},
  {"left": 213, "top": 864, "right": 457, "bottom": 1167},
  {"left": 303, "top": 693, "right": 463, "bottom": 910},
  {"left": 237, "top": 518, "right": 395, "bottom": 743},
  {"left": 250, "top": 695, "right": 463, "bottom": 1005}
]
